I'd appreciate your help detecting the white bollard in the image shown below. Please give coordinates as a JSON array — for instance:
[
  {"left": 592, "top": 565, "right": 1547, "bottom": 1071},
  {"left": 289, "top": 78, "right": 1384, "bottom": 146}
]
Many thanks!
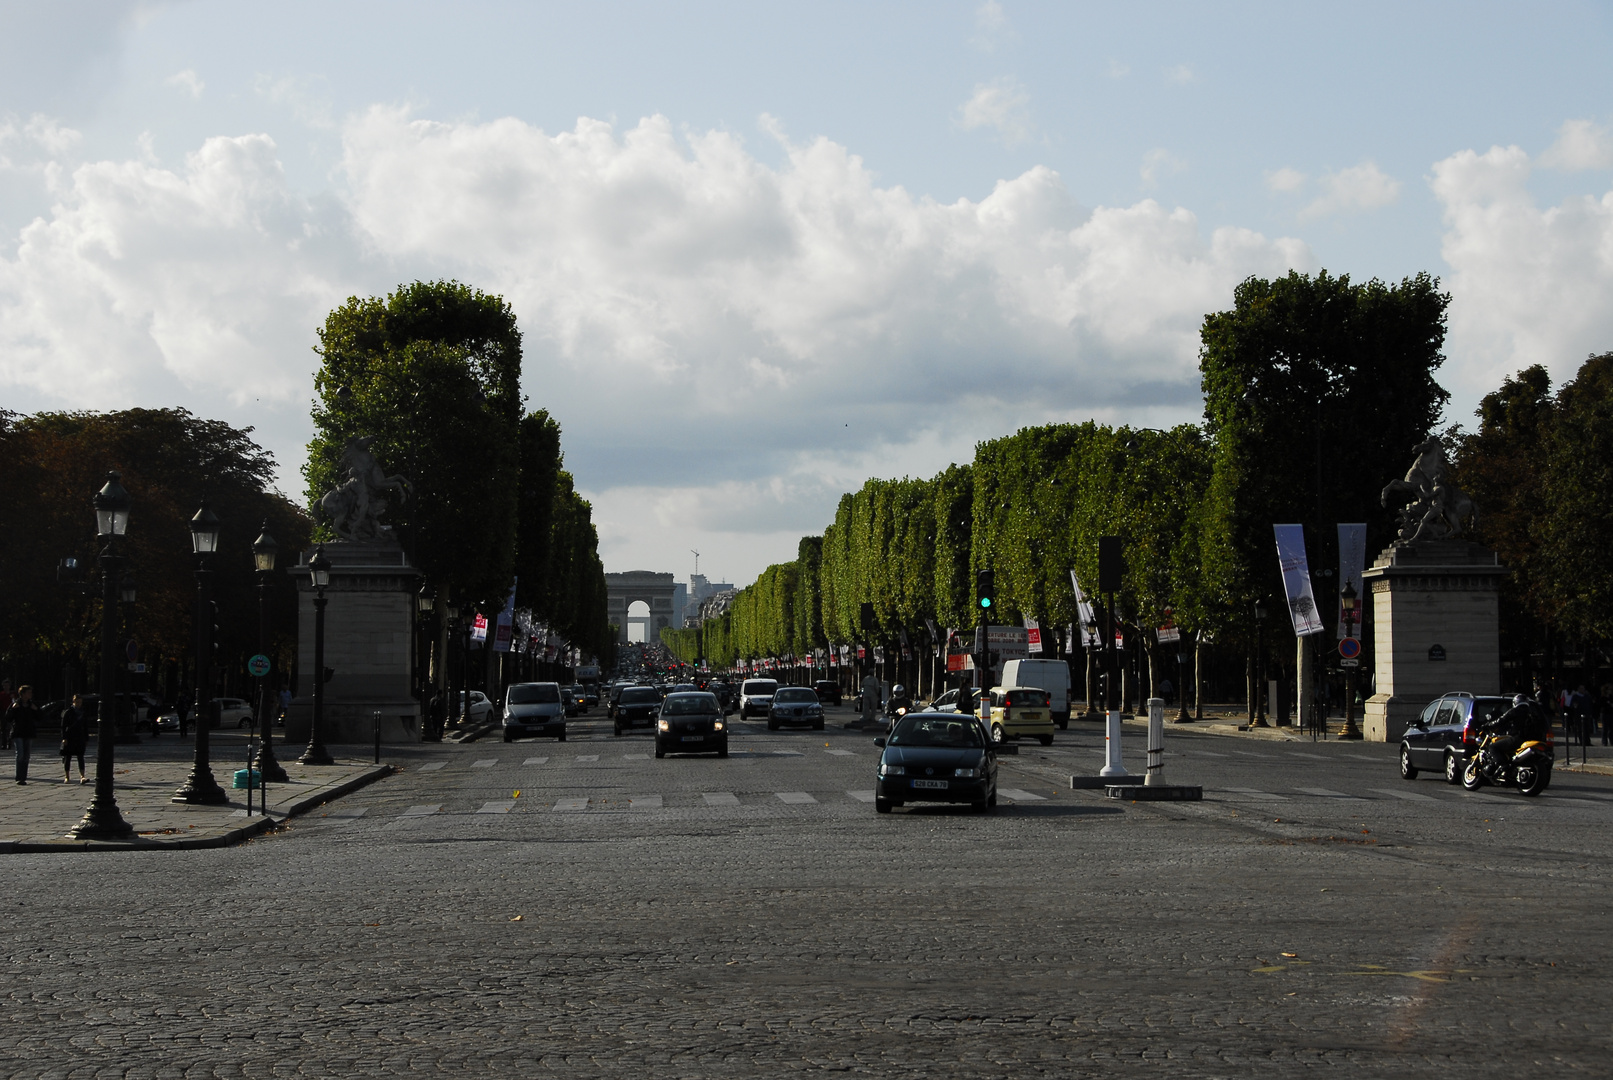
[
  {"left": 1099, "top": 709, "right": 1128, "bottom": 777},
  {"left": 1145, "top": 697, "right": 1165, "bottom": 786}
]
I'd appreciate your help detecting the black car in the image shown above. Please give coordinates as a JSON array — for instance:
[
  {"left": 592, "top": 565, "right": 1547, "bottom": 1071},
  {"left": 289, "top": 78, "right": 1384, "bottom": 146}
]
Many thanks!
[
  {"left": 655, "top": 692, "right": 728, "bottom": 758},
  {"left": 874, "top": 711, "right": 997, "bottom": 813},
  {"left": 767, "top": 686, "right": 826, "bottom": 730},
  {"left": 613, "top": 686, "right": 663, "bottom": 736},
  {"left": 1401, "top": 693, "right": 1512, "bottom": 784},
  {"left": 812, "top": 680, "right": 842, "bottom": 706}
]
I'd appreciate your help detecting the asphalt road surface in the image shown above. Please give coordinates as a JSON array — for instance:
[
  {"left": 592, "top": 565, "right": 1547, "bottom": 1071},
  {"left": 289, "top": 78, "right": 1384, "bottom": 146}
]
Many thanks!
[{"left": 5, "top": 708, "right": 1611, "bottom": 1077}]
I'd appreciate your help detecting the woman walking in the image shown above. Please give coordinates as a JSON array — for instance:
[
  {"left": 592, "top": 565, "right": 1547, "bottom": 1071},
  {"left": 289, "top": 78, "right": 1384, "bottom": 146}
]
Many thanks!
[{"left": 60, "top": 694, "right": 89, "bottom": 784}]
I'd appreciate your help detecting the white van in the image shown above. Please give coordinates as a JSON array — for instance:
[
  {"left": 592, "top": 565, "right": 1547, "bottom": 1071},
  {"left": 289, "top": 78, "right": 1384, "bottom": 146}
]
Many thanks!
[{"left": 1000, "top": 659, "right": 1072, "bottom": 728}]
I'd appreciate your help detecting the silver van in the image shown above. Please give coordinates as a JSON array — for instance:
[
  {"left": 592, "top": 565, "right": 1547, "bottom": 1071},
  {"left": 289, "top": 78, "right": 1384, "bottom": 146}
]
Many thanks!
[{"left": 503, "top": 682, "right": 567, "bottom": 742}]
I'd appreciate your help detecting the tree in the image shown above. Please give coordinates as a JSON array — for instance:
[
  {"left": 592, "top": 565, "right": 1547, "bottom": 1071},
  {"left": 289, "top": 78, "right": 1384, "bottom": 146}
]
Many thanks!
[{"left": 1539, "top": 354, "right": 1613, "bottom": 641}]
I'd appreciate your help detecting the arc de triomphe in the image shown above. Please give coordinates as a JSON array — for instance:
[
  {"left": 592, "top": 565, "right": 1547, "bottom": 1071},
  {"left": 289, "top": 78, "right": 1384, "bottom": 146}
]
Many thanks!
[{"left": 606, "top": 571, "right": 677, "bottom": 644}]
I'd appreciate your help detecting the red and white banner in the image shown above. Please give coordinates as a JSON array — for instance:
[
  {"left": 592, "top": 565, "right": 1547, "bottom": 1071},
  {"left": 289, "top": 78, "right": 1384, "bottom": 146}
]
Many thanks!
[{"left": 1025, "top": 618, "right": 1043, "bottom": 654}]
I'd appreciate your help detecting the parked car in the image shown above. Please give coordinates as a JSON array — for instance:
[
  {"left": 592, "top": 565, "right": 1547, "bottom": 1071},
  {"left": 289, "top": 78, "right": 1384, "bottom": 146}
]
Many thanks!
[
  {"left": 812, "top": 680, "right": 843, "bottom": 707},
  {"left": 503, "top": 682, "right": 566, "bottom": 742},
  {"left": 768, "top": 686, "right": 826, "bottom": 731},
  {"left": 456, "top": 691, "right": 495, "bottom": 725},
  {"left": 1400, "top": 692, "right": 1512, "bottom": 783},
  {"left": 655, "top": 692, "right": 727, "bottom": 758},
  {"left": 874, "top": 711, "right": 997, "bottom": 813},
  {"left": 613, "top": 686, "right": 663, "bottom": 735},
  {"left": 738, "top": 679, "right": 780, "bottom": 719},
  {"left": 987, "top": 686, "right": 1055, "bottom": 746},
  {"left": 932, "top": 687, "right": 983, "bottom": 715}
]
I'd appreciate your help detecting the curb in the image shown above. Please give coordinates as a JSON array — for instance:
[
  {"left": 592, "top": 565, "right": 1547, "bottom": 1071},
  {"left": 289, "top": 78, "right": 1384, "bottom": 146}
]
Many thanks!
[{"left": 0, "top": 763, "right": 395, "bottom": 854}]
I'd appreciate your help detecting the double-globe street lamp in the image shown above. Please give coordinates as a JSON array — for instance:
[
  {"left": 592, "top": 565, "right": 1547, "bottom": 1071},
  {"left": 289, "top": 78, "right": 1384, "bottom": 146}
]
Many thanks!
[
  {"left": 1338, "top": 581, "right": 1363, "bottom": 740},
  {"left": 71, "top": 472, "right": 136, "bottom": 840},
  {"left": 174, "top": 501, "right": 228, "bottom": 804},
  {"left": 252, "top": 523, "right": 289, "bottom": 783},
  {"left": 300, "top": 545, "right": 335, "bottom": 766}
]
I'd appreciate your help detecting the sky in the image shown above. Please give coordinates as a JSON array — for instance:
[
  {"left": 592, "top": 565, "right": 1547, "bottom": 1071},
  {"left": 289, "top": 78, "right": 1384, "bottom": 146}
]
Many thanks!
[{"left": 4, "top": 0, "right": 1613, "bottom": 587}]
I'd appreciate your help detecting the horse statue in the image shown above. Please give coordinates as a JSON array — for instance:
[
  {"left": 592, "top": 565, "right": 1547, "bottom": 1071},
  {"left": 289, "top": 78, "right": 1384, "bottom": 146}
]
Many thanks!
[
  {"left": 317, "top": 435, "right": 413, "bottom": 542},
  {"left": 1379, "top": 436, "right": 1476, "bottom": 542}
]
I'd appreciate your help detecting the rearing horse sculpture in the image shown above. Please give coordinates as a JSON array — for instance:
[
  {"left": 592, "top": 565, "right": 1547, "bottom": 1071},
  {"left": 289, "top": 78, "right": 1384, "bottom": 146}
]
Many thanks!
[{"left": 317, "top": 435, "right": 413, "bottom": 542}]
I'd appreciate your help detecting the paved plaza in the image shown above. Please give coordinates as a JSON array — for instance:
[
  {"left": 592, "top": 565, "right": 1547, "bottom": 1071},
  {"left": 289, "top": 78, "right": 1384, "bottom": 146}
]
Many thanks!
[{"left": 4, "top": 710, "right": 1611, "bottom": 1077}]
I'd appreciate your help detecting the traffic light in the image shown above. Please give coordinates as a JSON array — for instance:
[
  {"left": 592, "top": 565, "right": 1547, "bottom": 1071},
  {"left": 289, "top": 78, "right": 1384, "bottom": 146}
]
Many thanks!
[{"left": 977, "top": 569, "right": 995, "bottom": 612}]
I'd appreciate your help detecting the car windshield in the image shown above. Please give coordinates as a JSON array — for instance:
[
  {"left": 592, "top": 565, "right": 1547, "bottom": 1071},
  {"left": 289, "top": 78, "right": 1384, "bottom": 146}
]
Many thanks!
[
  {"left": 663, "top": 693, "right": 719, "bottom": 715},
  {"left": 508, "top": 684, "right": 561, "bottom": 705},
  {"left": 621, "top": 688, "right": 661, "bottom": 704},
  {"left": 774, "top": 688, "right": 818, "bottom": 703},
  {"left": 889, "top": 714, "right": 985, "bottom": 748},
  {"left": 743, "top": 681, "right": 779, "bottom": 695}
]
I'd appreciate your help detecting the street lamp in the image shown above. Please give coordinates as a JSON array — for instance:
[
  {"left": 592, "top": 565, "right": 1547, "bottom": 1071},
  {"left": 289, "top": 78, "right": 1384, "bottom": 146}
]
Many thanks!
[
  {"left": 1338, "top": 580, "right": 1363, "bottom": 739},
  {"left": 417, "top": 584, "right": 440, "bottom": 741},
  {"left": 1251, "top": 601, "right": 1269, "bottom": 727},
  {"left": 70, "top": 472, "right": 135, "bottom": 839},
  {"left": 174, "top": 500, "right": 228, "bottom": 804},
  {"left": 300, "top": 545, "right": 335, "bottom": 765},
  {"left": 252, "top": 523, "right": 288, "bottom": 782}
]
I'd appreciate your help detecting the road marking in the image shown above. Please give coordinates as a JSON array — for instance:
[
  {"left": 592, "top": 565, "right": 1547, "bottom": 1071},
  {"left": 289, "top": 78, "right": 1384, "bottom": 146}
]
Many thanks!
[
  {"left": 419, "top": 761, "right": 447, "bottom": 771},
  {"left": 1224, "top": 787, "right": 1289, "bottom": 800},
  {"left": 1295, "top": 786, "right": 1366, "bottom": 800},
  {"left": 472, "top": 758, "right": 498, "bottom": 769},
  {"left": 1342, "top": 754, "right": 1383, "bottom": 762},
  {"left": 847, "top": 790, "right": 876, "bottom": 803},
  {"left": 702, "top": 792, "right": 740, "bottom": 806},
  {"left": 623, "top": 753, "right": 650, "bottom": 760},
  {"left": 326, "top": 807, "right": 368, "bottom": 820},
  {"left": 999, "top": 788, "right": 1048, "bottom": 802},
  {"left": 574, "top": 755, "right": 599, "bottom": 762},
  {"left": 1186, "top": 750, "right": 1227, "bottom": 757},
  {"left": 476, "top": 801, "right": 515, "bottom": 814},
  {"left": 523, "top": 757, "right": 549, "bottom": 766},
  {"left": 774, "top": 750, "right": 804, "bottom": 757},
  {"left": 553, "top": 797, "right": 588, "bottom": 811},
  {"left": 776, "top": 791, "right": 817, "bottom": 804},
  {"left": 824, "top": 749, "right": 854, "bottom": 756},
  {"left": 1287, "top": 753, "right": 1328, "bottom": 761},
  {"left": 629, "top": 795, "right": 662, "bottom": 809},
  {"left": 399, "top": 804, "right": 440, "bottom": 817},
  {"left": 1369, "top": 787, "right": 1440, "bottom": 802}
]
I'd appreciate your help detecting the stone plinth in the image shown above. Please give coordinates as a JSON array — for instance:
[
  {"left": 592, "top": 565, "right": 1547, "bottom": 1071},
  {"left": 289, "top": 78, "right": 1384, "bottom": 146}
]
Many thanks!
[
  {"left": 286, "top": 540, "right": 422, "bottom": 744},
  {"left": 1362, "top": 540, "right": 1506, "bottom": 743}
]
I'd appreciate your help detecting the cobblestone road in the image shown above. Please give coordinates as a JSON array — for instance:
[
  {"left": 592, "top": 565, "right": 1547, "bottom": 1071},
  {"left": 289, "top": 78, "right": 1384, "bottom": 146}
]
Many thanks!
[{"left": 5, "top": 712, "right": 1610, "bottom": 1077}]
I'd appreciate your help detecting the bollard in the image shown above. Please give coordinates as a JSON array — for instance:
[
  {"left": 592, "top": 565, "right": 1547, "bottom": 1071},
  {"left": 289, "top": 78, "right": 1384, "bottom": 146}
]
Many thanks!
[
  {"left": 1099, "top": 709, "right": 1128, "bottom": 777},
  {"left": 1145, "top": 697, "right": 1165, "bottom": 786}
]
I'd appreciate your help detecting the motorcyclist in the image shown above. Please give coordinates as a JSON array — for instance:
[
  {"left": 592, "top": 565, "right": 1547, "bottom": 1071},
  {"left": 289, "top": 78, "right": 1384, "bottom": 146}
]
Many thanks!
[
  {"left": 1480, "top": 694, "right": 1547, "bottom": 770},
  {"left": 886, "top": 683, "right": 913, "bottom": 719}
]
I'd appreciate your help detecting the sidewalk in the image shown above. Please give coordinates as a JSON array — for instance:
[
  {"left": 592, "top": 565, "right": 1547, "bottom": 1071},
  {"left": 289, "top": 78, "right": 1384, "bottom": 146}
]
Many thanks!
[{"left": 1, "top": 735, "right": 391, "bottom": 853}]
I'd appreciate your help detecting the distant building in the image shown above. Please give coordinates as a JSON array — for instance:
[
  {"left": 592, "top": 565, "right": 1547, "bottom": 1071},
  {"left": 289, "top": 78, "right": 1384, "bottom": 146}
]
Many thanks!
[{"left": 685, "top": 573, "right": 735, "bottom": 624}]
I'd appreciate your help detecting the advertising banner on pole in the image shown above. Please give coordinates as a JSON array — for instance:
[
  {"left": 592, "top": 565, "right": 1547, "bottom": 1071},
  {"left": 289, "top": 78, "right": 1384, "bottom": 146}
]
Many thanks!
[
  {"left": 1069, "top": 570, "right": 1099, "bottom": 645},
  {"left": 471, "top": 613, "right": 488, "bottom": 642},
  {"left": 1024, "top": 617, "right": 1043, "bottom": 654},
  {"left": 493, "top": 578, "right": 518, "bottom": 652},
  {"left": 1274, "top": 524, "right": 1325, "bottom": 637},
  {"left": 1337, "top": 523, "right": 1367, "bottom": 639}
]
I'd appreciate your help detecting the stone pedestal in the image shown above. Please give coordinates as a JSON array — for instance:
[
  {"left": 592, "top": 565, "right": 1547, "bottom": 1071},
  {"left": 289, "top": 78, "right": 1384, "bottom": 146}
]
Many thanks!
[
  {"left": 1362, "top": 540, "right": 1506, "bottom": 743},
  {"left": 287, "top": 540, "right": 422, "bottom": 744}
]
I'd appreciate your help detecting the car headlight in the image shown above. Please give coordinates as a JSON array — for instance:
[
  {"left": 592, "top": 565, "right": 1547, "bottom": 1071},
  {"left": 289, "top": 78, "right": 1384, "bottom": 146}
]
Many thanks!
[
  {"left": 713, "top": 719, "right": 724, "bottom": 730},
  {"left": 954, "top": 767, "right": 980, "bottom": 778},
  {"left": 878, "top": 762, "right": 905, "bottom": 777},
  {"left": 658, "top": 719, "right": 670, "bottom": 731}
]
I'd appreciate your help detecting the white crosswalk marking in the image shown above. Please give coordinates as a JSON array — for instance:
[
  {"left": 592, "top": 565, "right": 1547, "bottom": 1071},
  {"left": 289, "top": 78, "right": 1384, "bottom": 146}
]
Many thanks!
[
  {"left": 776, "top": 791, "right": 817, "bottom": 804},
  {"left": 1224, "top": 787, "right": 1289, "bottom": 800},
  {"left": 574, "top": 755, "right": 599, "bottom": 762},
  {"left": 629, "top": 795, "right": 662, "bottom": 809},
  {"left": 702, "top": 792, "right": 739, "bottom": 806},
  {"left": 477, "top": 801, "right": 515, "bottom": 814},
  {"left": 326, "top": 807, "right": 368, "bottom": 822},
  {"left": 623, "top": 753, "right": 649, "bottom": 760},
  {"left": 419, "top": 761, "right": 447, "bottom": 771},
  {"left": 824, "top": 749, "right": 854, "bottom": 756},
  {"left": 1370, "top": 787, "right": 1440, "bottom": 802},
  {"left": 523, "top": 757, "right": 549, "bottom": 766},
  {"left": 554, "top": 797, "right": 588, "bottom": 811},
  {"left": 846, "top": 790, "right": 876, "bottom": 803},
  {"left": 1295, "top": 786, "right": 1365, "bottom": 800},
  {"left": 999, "top": 788, "right": 1047, "bottom": 802},
  {"left": 472, "top": 759, "right": 498, "bottom": 769},
  {"left": 400, "top": 804, "right": 440, "bottom": 817}
]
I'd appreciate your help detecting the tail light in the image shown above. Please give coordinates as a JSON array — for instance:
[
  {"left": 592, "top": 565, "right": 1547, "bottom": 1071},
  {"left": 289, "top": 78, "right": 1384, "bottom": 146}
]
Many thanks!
[{"left": 1461, "top": 717, "right": 1474, "bottom": 746}]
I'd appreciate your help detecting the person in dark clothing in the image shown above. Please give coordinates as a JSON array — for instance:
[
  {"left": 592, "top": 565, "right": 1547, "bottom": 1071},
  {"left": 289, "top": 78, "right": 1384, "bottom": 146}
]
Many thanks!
[
  {"left": 59, "top": 694, "right": 89, "bottom": 784},
  {"left": 1482, "top": 694, "right": 1548, "bottom": 767},
  {"left": 8, "top": 685, "right": 39, "bottom": 784}
]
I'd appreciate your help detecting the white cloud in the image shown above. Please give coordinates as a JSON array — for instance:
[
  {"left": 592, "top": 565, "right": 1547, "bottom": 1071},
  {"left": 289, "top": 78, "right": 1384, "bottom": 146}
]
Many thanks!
[
  {"left": 255, "top": 73, "right": 336, "bottom": 131},
  {"left": 1106, "top": 59, "right": 1130, "bottom": 79},
  {"left": 1140, "top": 148, "right": 1185, "bottom": 188},
  {"left": 1264, "top": 167, "right": 1306, "bottom": 193},
  {"left": 1539, "top": 118, "right": 1613, "bottom": 171},
  {"left": 1298, "top": 161, "right": 1400, "bottom": 219},
  {"left": 1166, "top": 64, "right": 1195, "bottom": 85},
  {"left": 165, "top": 69, "right": 204, "bottom": 98},
  {"left": 970, "top": 1, "right": 1013, "bottom": 51},
  {"left": 956, "top": 78, "right": 1033, "bottom": 146},
  {"left": 0, "top": 112, "right": 82, "bottom": 168},
  {"left": 1433, "top": 143, "right": 1613, "bottom": 407}
]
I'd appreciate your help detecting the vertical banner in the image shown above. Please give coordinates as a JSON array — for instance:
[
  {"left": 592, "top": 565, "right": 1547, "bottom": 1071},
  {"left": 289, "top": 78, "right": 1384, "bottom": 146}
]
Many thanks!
[
  {"left": 471, "top": 613, "right": 489, "bottom": 642},
  {"left": 1274, "top": 524, "right": 1325, "bottom": 637},
  {"left": 1337, "top": 523, "right": 1367, "bottom": 639},
  {"left": 493, "top": 578, "right": 518, "bottom": 652},
  {"left": 1069, "top": 570, "right": 1099, "bottom": 645},
  {"left": 1024, "top": 617, "right": 1043, "bottom": 654}
]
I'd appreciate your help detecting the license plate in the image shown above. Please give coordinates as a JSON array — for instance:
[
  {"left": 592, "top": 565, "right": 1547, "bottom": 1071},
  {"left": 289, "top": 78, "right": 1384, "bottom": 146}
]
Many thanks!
[
  {"left": 681, "top": 735, "right": 705, "bottom": 742},
  {"left": 1020, "top": 712, "right": 1043, "bottom": 719},
  {"left": 912, "top": 779, "right": 948, "bottom": 790}
]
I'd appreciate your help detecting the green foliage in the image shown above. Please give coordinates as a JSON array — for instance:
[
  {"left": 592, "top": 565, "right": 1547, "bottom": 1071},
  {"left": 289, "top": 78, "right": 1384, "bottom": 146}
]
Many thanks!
[{"left": 1538, "top": 354, "right": 1613, "bottom": 640}]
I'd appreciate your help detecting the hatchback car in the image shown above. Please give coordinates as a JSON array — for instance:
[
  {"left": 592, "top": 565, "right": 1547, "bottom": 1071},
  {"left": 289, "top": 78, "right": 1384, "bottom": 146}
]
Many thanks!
[
  {"left": 456, "top": 691, "right": 495, "bottom": 725},
  {"left": 1400, "top": 692, "right": 1512, "bottom": 783},
  {"left": 812, "top": 680, "right": 843, "bottom": 706},
  {"left": 767, "top": 686, "right": 826, "bottom": 730},
  {"left": 988, "top": 686, "right": 1055, "bottom": 746},
  {"left": 932, "top": 687, "right": 983, "bottom": 715},
  {"left": 613, "top": 686, "right": 664, "bottom": 735},
  {"left": 874, "top": 711, "right": 997, "bottom": 813},
  {"left": 655, "top": 692, "right": 728, "bottom": 758},
  {"left": 738, "top": 679, "right": 780, "bottom": 719},
  {"left": 502, "top": 683, "right": 567, "bottom": 742}
]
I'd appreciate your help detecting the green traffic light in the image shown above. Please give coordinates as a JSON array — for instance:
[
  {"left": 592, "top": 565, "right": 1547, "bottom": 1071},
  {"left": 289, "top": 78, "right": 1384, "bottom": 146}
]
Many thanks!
[{"left": 980, "top": 597, "right": 992, "bottom": 608}]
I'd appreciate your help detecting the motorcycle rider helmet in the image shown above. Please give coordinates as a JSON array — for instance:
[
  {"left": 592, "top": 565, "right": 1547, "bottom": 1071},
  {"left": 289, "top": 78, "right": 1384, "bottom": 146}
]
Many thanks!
[
  {"left": 1513, "top": 694, "right": 1530, "bottom": 706},
  {"left": 893, "top": 685, "right": 906, "bottom": 695}
]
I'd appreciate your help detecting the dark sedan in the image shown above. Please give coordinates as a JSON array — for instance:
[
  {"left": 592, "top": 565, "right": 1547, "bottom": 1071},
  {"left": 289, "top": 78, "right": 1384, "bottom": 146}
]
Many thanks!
[
  {"left": 812, "top": 680, "right": 842, "bottom": 706},
  {"left": 874, "top": 711, "right": 997, "bottom": 814},
  {"left": 1401, "top": 692, "right": 1512, "bottom": 784},
  {"left": 655, "top": 692, "right": 728, "bottom": 758},
  {"left": 767, "top": 686, "right": 825, "bottom": 730},
  {"left": 613, "top": 686, "right": 662, "bottom": 736}
]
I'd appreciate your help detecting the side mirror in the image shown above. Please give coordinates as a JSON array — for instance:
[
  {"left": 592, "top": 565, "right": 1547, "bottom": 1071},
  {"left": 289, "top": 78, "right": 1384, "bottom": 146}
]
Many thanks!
[{"left": 873, "top": 737, "right": 886, "bottom": 747}]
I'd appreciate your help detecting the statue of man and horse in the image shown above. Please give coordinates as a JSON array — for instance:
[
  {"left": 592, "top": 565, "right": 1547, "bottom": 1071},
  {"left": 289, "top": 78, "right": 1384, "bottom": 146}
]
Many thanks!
[
  {"left": 1379, "top": 436, "right": 1476, "bottom": 543},
  {"left": 317, "top": 435, "right": 413, "bottom": 542}
]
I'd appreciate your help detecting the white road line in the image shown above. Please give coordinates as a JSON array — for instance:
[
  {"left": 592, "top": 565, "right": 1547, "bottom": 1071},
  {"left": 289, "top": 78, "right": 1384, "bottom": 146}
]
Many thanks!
[
  {"left": 1223, "top": 787, "right": 1289, "bottom": 800},
  {"left": 629, "top": 795, "right": 663, "bottom": 809},
  {"left": 476, "top": 801, "right": 515, "bottom": 814},
  {"left": 1369, "top": 787, "right": 1440, "bottom": 802},
  {"left": 1287, "top": 753, "right": 1328, "bottom": 761},
  {"left": 999, "top": 788, "right": 1048, "bottom": 802},
  {"left": 574, "top": 755, "right": 599, "bottom": 762},
  {"left": 472, "top": 759, "right": 498, "bottom": 769},
  {"left": 1295, "top": 787, "right": 1366, "bottom": 800},
  {"left": 623, "top": 753, "right": 650, "bottom": 760},
  {"left": 1343, "top": 754, "right": 1384, "bottom": 762},
  {"left": 418, "top": 761, "right": 447, "bottom": 771},
  {"left": 774, "top": 750, "right": 804, "bottom": 757},
  {"left": 1186, "top": 750, "right": 1228, "bottom": 757},
  {"left": 523, "top": 757, "right": 549, "bottom": 766},
  {"left": 326, "top": 807, "right": 368, "bottom": 820},
  {"left": 776, "top": 791, "right": 817, "bottom": 804},
  {"left": 824, "top": 749, "right": 854, "bottom": 757},
  {"left": 399, "top": 804, "right": 441, "bottom": 817},
  {"left": 702, "top": 792, "right": 740, "bottom": 806},
  {"left": 846, "top": 790, "right": 876, "bottom": 803},
  {"left": 553, "top": 797, "right": 588, "bottom": 811}
]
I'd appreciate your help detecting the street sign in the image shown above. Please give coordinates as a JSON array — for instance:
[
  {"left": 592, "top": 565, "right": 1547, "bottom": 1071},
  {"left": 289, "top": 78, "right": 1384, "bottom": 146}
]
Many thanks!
[
  {"left": 1338, "top": 638, "right": 1362, "bottom": 660},
  {"left": 247, "top": 653, "right": 271, "bottom": 677},
  {"left": 1341, "top": 658, "right": 1360, "bottom": 668}
]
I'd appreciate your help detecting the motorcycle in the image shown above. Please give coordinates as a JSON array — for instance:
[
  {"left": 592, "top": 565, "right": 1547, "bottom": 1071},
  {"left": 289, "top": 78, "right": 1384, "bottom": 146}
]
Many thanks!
[{"left": 1462, "top": 732, "right": 1552, "bottom": 796}]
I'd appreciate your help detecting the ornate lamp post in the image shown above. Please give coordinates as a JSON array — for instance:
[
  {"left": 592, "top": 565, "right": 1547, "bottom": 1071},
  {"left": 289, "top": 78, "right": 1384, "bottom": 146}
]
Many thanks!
[
  {"left": 417, "top": 585, "right": 440, "bottom": 741},
  {"left": 71, "top": 472, "right": 135, "bottom": 839},
  {"left": 1250, "top": 601, "right": 1269, "bottom": 727},
  {"left": 252, "top": 523, "right": 288, "bottom": 782},
  {"left": 174, "top": 501, "right": 228, "bottom": 804},
  {"left": 300, "top": 545, "right": 335, "bottom": 765},
  {"left": 1338, "top": 580, "right": 1363, "bottom": 739}
]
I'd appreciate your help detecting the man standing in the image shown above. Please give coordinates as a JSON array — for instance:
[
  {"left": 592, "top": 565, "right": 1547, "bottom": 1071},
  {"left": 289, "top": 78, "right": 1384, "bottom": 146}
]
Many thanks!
[{"left": 8, "top": 685, "right": 39, "bottom": 784}]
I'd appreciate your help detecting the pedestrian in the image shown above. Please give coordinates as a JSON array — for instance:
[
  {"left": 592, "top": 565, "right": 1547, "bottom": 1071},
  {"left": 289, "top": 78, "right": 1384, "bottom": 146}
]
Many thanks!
[
  {"left": 8, "top": 685, "right": 39, "bottom": 784},
  {"left": 0, "top": 678, "right": 12, "bottom": 749},
  {"left": 1571, "top": 684, "right": 1593, "bottom": 747},
  {"left": 59, "top": 694, "right": 89, "bottom": 784},
  {"left": 277, "top": 686, "right": 292, "bottom": 726}
]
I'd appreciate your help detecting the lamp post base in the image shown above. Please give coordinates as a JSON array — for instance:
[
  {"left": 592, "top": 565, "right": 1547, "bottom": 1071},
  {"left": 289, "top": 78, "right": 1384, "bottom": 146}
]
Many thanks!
[
  {"left": 256, "top": 736, "right": 290, "bottom": 783},
  {"left": 172, "top": 768, "right": 229, "bottom": 805},
  {"left": 298, "top": 743, "right": 335, "bottom": 766},
  {"left": 69, "top": 798, "right": 134, "bottom": 840},
  {"left": 1248, "top": 715, "right": 1270, "bottom": 728},
  {"left": 1337, "top": 718, "right": 1363, "bottom": 739}
]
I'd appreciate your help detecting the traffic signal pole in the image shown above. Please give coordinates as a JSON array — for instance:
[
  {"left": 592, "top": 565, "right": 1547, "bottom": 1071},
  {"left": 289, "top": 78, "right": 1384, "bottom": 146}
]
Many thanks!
[{"left": 976, "top": 570, "right": 994, "bottom": 732}]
